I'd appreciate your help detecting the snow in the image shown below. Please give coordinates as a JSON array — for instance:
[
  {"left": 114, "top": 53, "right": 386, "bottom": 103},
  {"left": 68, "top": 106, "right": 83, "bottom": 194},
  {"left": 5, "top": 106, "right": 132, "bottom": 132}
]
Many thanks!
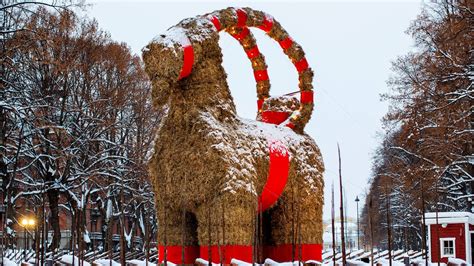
[
  {"left": 199, "top": 111, "right": 323, "bottom": 194},
  {"left": 94, "top": 259, "right": 121, "bottom": 266},
  {"left": 3, "top": 258, "right": 17, "bottom": 266},
  {"left": 425, "top": 211, "right": 474, "bottom": 219},
  {"left": 376, "top": 259, "right": 405, "bottom": 266},
  {"left": 230, "top": 258, "right": 254, "bottom": 265},
  {"left": 448, "top": 258, "right": 467, "bottom": 265},
  {"left": 60, "top": 255, "right": 91, "bottom": 266},
  {"left": 106, "top": 198, "right": 113, "bottom": 220},
  {"left": 195, "top": 258, "right": 220, "bottom": 265},
  {"left": 6, "top": 226, "right": 15, "bottom": 236},
  {"left": 151, "top": 27, "right": 190, "bottom": 54},
  {"left": 83, "top": 231, "right": 91, "bottom": 244},
  {"left": 124, "top": 227, "right": 133, "bottom": 248},
  {"left": 410, "top": 259, "right": 444, "bottom": 266},
  {"left": 126, "top": 260, "right": 157, "bottom": 266},
  {"left": 345, "top": 260, "right": 366, "bottom": 265},
  {"left": 148, "top": 15, "right": 215, "bottom": 56},
  {"left": 305, "top": 260, "right": 322, "bottom": 265},
  {"left": 264, "top": 259, "right": 303, "bottom": 265}
]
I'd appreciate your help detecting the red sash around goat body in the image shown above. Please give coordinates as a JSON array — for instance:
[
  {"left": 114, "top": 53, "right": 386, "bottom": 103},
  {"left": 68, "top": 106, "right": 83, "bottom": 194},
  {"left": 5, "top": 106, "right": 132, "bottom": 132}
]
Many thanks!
[{"left": 257, "top": 140, "right": 290, "bottom": 212}]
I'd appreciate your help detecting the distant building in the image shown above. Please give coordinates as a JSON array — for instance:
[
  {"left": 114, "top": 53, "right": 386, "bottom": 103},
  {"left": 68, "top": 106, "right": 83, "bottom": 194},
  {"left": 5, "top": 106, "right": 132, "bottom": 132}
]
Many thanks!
[
  {"left": 0, "top": 198, "right": 147, "bottom": 251},
  {"left": 323, "top": 217, "right": 361, "bottom": 251},
  {"left": 425, "top": 212, "right": 474, "bottom": 264}
]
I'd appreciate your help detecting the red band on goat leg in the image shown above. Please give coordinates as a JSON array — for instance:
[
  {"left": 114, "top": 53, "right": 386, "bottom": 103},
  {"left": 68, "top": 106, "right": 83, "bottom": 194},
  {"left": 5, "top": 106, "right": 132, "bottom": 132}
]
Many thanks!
[
  {"left": 159, "top": 245, "right": 200, "bottom": 264},
  {"left": 258, "top": 140, "right": 290, "bottom": 212},
  {"left": 300, "top": 90, "right": 314, "bottom": 104},
  {"left": 264, "top": 244, "right": 322, "bottom": 262},
  {"left": 178, "top": 44, "right": 194, "bottom": 80}
]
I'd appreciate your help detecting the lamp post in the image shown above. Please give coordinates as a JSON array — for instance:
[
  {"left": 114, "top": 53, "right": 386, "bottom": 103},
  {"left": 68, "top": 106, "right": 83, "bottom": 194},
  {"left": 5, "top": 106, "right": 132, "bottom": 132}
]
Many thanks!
[
  {"left": 355, "top": 196, "right": 360, "bottom": 250},
  {"left": 20, "top": 217, "right": 36, "bottom": 262}
]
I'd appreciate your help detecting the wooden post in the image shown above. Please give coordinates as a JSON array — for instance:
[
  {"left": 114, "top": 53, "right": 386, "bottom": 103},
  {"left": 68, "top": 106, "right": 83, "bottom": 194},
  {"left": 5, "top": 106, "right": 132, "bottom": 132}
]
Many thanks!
[
  {"left": 369, "top": 196, "right": 374, "bottom": 266},
  {"left": 338, "top": 144, "right": 346, "bottom": 265},
  {"left": 331, "top": 182, "right": 336, "bottom": 265},
  {"left": 385, "top": 182, "right": 392, "bottom": 266},
  {"left": 421, "top": 181, "right": 428, "bottom": 266}
]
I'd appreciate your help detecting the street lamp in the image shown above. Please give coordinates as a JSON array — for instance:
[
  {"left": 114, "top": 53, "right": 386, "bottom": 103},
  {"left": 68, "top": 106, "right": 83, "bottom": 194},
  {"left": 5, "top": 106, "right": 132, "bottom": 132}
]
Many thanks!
[
  {"left": 20, "top": 217, "right": 36, "bottom": 262},
  {"left": 355, "top": 196, "right": 360, "bottom": 250}
]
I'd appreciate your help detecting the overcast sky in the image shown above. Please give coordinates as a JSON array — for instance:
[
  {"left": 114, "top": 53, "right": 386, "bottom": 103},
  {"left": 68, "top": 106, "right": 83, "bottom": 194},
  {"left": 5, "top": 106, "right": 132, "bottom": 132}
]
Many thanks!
[{"left": 86, "top": 0, "right": 423, "bottom": 220}]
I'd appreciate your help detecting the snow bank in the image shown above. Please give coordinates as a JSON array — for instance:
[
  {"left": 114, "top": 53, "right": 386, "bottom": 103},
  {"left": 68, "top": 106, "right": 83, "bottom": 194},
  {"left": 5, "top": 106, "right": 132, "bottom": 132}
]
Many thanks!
[
  {"left": 196, "top": 258, "right": 220, "bottom": 265},
  {"left": 346, "top": 260, "right": 366, "bottom": 265},
  {"left": 126, "top": 259, "right": 158, "bottom": 266},
  {"left": 376, "top": 259, "right": 405, "bottom": 266},
  {"left": 94, "top": 259, "right": 121, "bottom": 266},
  {"left": 3, "top": 258, "right": 17, "bottom": 266},
  {"left": 60, "top": 255, "right": 91, "bottom": 266},
  {"left": 231, "top": 258, "right": 253, "bottom": 265},
  {"left": 448, "top": 258, "right": 467, "bottom": 265},
  {"left": 305, "top": 260, "right": 322, "bottom": 265},
  {"left": 411, "top": 259, "right": 444, "bottom": 266}
]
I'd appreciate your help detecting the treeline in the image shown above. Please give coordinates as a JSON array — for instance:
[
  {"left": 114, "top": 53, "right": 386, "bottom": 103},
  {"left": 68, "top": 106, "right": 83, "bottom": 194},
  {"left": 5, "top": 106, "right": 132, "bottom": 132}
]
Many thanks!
[
  {"left": 1, "top": 1, "right": 159, "bottom": 262},
  {"left": 362, "top": 0, "right": 473, "bottom": 251}
]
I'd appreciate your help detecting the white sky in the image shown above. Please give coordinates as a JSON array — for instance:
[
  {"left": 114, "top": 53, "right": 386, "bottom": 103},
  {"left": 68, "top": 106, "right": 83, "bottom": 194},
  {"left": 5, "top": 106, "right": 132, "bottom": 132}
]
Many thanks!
[{"left": 86, "top": 0, "right": 422, "bottom": 220}]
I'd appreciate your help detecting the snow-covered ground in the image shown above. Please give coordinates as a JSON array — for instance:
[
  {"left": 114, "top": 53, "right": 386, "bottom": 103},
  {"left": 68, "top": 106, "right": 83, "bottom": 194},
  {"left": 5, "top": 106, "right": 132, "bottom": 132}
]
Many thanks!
[{"left": 2, "top": 249, "right": 468, "bottom": 266}]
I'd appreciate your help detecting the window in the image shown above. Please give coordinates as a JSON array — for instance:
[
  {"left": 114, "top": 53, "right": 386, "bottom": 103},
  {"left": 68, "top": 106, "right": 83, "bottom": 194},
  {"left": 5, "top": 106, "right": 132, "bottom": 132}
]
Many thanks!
[{"left": 440, "top": 238, "right": 456, "bottom": 258}]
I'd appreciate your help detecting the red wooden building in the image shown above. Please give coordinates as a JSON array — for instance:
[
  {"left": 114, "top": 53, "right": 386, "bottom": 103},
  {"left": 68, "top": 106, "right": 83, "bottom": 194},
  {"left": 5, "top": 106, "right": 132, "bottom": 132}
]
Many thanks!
[{"left": 425, "top": 212, "right": 474, "bottom": 264}]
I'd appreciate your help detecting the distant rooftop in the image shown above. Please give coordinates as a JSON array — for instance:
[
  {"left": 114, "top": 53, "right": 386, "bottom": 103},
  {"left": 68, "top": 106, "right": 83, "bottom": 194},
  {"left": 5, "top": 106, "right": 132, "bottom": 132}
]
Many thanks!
[{"left": 425, "top": 212, "right": 474, "bottom": 225}]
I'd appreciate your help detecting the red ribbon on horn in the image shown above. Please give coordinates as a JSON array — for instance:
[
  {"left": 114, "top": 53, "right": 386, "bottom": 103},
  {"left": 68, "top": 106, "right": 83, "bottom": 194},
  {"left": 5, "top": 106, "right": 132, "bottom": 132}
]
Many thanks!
[{"left": 178, "top": 42, "right": 194, "bottom": 80}]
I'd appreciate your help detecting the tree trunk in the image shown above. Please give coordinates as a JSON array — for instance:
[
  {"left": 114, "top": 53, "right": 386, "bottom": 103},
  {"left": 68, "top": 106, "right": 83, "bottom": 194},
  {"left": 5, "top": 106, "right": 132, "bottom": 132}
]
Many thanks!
[{"left": 47, "top": 189, "right": 61, "bottom": 251}]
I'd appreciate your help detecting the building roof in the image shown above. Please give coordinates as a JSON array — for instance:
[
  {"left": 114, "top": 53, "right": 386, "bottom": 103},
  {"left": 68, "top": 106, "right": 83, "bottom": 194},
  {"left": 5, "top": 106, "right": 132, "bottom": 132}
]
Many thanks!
[{"left": 424, "top": 212, "right": 474, "bottom": 225}]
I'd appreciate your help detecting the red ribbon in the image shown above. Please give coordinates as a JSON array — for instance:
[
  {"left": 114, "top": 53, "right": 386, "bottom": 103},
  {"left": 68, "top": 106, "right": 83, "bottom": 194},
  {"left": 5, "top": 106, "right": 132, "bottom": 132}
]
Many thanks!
[
  {"left": 245, "top": 46, "right": 260, "bottom": 59},
  {"left": 231, "top": 27, "right": 249, "bottom": 41},
  {"left": 295, "top": 57, "right": 309, "bottom": 72},
  {"left": 178, "top": 44, "right": 194, "bottom": 80},
  {"left": 254, "top": 69, "right": 269, "bottom": 81},
  {"left": 261, "top": 111, "right": 290, "bottom": 125},
  {"left": 236, "top": 8, "right": 247, "bottom": 27},
  {"left": 301, "top": 90, "right": 314, "bottom": 104},
  {"left": 257, "top": 99, "right": 264, "bottom": 110},
  {"left": 258, "top": 16, "right": 274, "bottom": 32},
  {"left": 158, "top": 245, "right": 200, "bottom": 264},
  {"left": 200, "top": 245, "right": 252, "bottom": 264},
  {"left": 279, "top": 37, "right": 293, "bottom": 50},
  {"left": 209, "top": 15, "right": 221, "bottom": 31},
  {"left": 264, "top": 244, "right": 323, "bottom": 262},
  {"left": 258, "top": 140, "right": 290, "bottom": 212},
  {"left": 159, "top": 243, "right": 321, "bottom": 264}
]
